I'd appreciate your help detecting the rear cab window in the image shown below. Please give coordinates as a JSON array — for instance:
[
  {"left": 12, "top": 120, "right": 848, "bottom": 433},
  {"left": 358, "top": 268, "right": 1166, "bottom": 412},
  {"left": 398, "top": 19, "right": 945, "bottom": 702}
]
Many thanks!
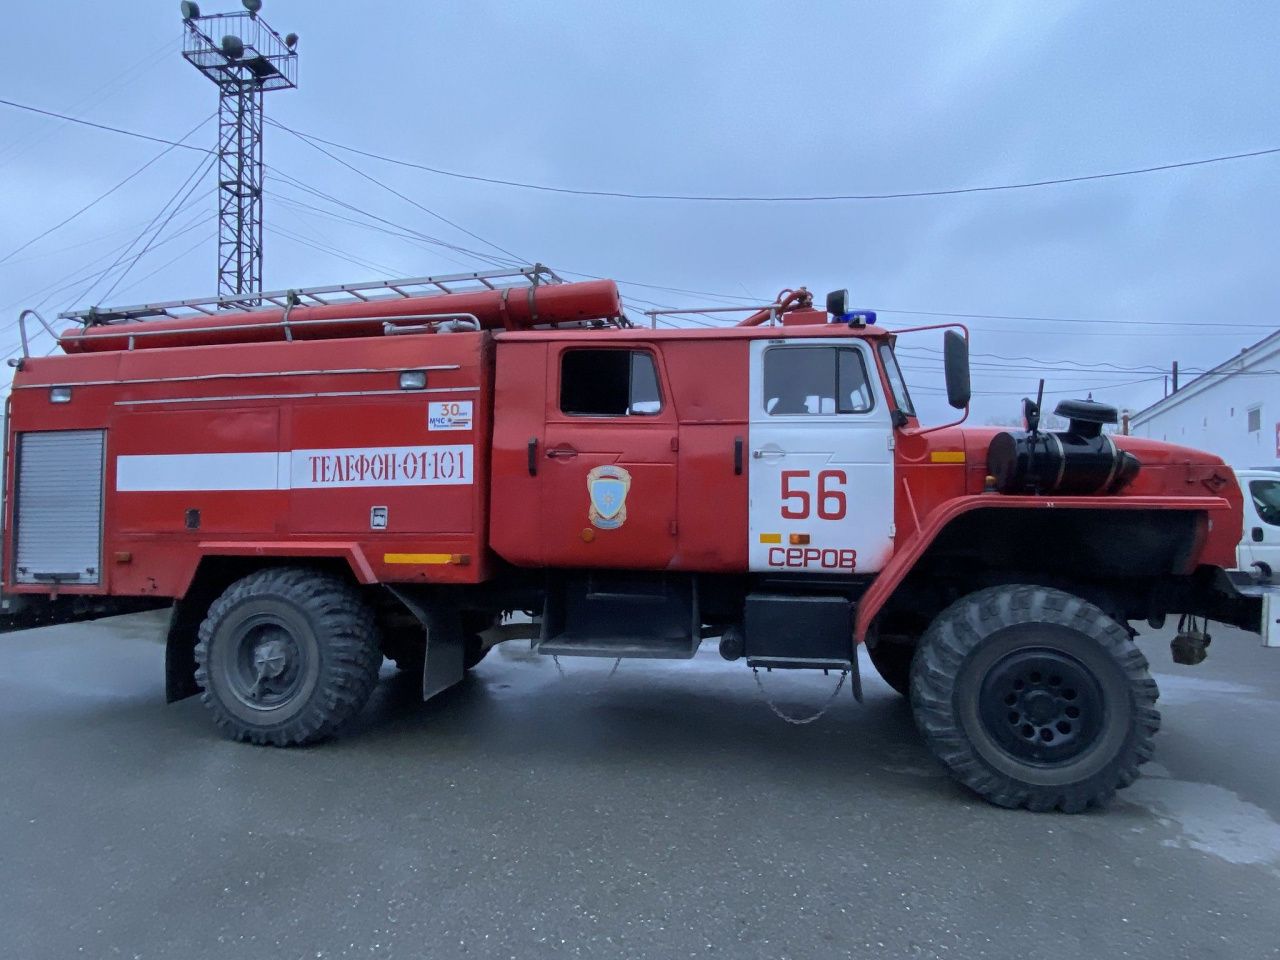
[{"left": 560, "top": 349, "right": 663, "bottom": 417}]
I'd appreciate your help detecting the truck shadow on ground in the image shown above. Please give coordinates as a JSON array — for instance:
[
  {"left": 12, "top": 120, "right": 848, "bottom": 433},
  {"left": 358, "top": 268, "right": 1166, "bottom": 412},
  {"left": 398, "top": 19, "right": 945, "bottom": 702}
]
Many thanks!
[{"left": 333, "top": 651, "right": 963, "bottom": 801}]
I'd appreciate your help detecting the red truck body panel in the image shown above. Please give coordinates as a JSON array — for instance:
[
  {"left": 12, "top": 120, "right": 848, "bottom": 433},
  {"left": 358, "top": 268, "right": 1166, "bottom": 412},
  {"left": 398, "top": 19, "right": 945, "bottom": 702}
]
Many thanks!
[
  {"left": 3, "top": 277, "right": 1245, "bottom": 647},
  {"left": 4, "top": 331, "right": 492, "bottom": 596}
]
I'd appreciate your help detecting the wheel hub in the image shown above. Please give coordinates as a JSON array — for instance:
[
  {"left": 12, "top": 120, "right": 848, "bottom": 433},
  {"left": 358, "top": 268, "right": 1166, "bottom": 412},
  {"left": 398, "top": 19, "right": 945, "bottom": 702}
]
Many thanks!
[
  {"left": 979, "top": 647, "right": 1104, "bottom": 765},
  {"left": 252, "top": 638, "right": 289, "bottom": 679},
  {"left": 1022, "top": 689, "right": 1057, "bottom": 724},
  {"left": 228, "top": 622, "right": 305, "bottom": 709}
]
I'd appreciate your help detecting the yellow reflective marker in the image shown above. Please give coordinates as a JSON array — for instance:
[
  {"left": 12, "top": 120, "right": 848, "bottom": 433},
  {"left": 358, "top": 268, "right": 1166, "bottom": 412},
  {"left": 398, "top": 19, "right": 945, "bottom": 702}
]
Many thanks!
[
  {"left": 759, "top": 533, "right": 782, "bottom": 544},
  {"left": 930, "top": 451, "right": 966, "bottom": 463},
  {"left": 384, "top": 553, "right": 454, "bottom": 565}
]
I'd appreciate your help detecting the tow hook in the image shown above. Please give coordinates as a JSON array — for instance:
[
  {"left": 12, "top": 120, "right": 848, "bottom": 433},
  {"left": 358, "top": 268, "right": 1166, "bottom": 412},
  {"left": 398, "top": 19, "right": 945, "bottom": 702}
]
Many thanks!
[{"left": 1171, "top": 615, "right": 1211, "bottom": 666}]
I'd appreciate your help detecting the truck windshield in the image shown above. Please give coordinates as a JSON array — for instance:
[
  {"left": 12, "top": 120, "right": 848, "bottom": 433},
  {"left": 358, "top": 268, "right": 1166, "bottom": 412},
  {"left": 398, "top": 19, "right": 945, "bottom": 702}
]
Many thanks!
[
  {"left": 1251, "top": 479, "right": 1280, "bottom": 526},
  {"left": 878, "top": 342, "right": 916, "bottom": 418}
]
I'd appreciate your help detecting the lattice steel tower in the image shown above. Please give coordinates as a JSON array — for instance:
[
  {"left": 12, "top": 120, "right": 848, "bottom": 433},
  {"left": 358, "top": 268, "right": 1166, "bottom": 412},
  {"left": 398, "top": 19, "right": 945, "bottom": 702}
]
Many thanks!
[{"left": 181, "top": 1, "right": 297, "bottom": 301}]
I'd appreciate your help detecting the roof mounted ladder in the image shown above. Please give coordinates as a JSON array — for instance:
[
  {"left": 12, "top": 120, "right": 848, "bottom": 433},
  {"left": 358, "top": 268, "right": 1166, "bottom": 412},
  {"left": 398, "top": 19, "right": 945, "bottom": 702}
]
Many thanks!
[{"left": 58, "top": 264, "right": 564, "bottom": 326}]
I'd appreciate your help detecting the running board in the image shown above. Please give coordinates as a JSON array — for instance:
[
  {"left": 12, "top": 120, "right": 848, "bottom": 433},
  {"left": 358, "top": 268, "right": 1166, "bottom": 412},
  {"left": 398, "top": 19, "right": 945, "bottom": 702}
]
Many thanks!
[
  {"left": 536, "top": 571, "right": 700, "bottom": 660},
  {"left": 536, "top": 636, "right": 698, "bottom": 660}
]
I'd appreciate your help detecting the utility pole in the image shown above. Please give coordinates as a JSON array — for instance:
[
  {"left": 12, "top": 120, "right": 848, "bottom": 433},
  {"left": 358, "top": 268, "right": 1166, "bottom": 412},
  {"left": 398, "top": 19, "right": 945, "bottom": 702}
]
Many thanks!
[
  {"left": 1171, "top": 360, "right": 1179, "bottom": 394},
  {"left": 180, "top": 0, "right": 297, "bottom": 303}
]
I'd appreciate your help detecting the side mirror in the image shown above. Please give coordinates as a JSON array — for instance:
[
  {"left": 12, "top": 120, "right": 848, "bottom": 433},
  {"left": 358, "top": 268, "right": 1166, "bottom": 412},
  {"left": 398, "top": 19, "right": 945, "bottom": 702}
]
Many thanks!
[
  {"left": 943, "top": 329, "right": 970, "bottom": 409},
  {"left": 825, "top": 289, "right": 850, "bottom": 318}
]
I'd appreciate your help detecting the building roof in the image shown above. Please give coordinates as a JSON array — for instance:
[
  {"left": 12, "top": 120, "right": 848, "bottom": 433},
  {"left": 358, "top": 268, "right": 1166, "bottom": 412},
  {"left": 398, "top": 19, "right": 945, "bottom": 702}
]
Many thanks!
[{"left": 1129, "top": 327, "right": 1280, "bottom": 425}]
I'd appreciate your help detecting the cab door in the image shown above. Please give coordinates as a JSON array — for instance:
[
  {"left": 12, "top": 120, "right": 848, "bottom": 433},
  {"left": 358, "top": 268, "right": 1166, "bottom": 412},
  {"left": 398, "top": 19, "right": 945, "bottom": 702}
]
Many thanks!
[
  {"left": 747, "top": 338, "right": 894, "bottom": 574},
  {"left": 539, "top": 345, "right": 677, "bottom": 569},
  {"left": 1241, "top": 475, "right": 1280, "bottom": 575}
]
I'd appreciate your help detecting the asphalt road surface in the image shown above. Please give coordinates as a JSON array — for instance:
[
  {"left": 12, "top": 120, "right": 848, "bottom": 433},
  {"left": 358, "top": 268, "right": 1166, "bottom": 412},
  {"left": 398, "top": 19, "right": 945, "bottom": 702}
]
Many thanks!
[{"left": 2, "top": 610, "right": 1278, "bottom": 960}]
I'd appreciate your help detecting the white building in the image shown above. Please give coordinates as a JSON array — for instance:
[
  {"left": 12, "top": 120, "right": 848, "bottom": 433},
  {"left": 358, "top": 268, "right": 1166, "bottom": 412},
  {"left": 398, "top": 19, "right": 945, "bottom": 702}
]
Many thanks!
[{"left": 1129, "top": 330, "right": 1280, "bottom": 469}]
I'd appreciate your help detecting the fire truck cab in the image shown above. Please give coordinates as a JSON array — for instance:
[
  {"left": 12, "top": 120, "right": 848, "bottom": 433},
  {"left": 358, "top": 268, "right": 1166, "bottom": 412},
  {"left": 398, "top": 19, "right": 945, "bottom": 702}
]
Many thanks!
[{"left": 4, "top": 266, "right": 1274, "bottom": 813}]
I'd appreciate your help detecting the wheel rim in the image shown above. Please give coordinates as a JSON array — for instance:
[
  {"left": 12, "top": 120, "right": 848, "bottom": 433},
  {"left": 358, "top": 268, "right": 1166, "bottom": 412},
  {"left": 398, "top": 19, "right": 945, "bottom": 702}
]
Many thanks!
[
  {"left": 226, "top": 615, "right": 307, "bottom": 710},
  {"left": 978, "top": 647, "right": 1105, "bottom": 765}
]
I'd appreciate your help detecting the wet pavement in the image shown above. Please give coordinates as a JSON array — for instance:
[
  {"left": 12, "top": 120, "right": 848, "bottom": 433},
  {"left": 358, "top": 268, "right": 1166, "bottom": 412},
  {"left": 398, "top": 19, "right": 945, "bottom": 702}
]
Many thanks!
[{"left": 2, "top": 609, "right": 1278, "bottom": 959}]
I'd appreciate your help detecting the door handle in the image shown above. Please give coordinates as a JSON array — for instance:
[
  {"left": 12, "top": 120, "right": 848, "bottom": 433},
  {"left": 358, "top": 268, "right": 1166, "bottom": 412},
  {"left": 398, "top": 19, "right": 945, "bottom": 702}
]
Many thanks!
[
  {"left": 753, "top": 448, "right": 785, "bottom": 459},
  {"left": 546, "top": 446, "right": 578, "bottom": 460},
  {"left": 734, "top": 436, "right": 743, "bottom": 475}
]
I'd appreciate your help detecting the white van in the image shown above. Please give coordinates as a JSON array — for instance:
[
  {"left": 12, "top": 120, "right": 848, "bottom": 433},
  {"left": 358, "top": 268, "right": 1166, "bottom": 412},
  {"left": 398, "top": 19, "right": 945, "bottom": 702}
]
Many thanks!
[{"left": 1236, "top": 468, "right": 1280, "bottom": 579}]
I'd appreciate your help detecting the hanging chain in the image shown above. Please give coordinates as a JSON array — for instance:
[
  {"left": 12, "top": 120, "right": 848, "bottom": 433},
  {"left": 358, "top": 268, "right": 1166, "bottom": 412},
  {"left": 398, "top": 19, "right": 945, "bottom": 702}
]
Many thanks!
[
  {"left": 752, "top": 666, "right": 848, "bottom": 725},
  {"left": 552, "top": 655, "right": 622, "bottom": 682}
]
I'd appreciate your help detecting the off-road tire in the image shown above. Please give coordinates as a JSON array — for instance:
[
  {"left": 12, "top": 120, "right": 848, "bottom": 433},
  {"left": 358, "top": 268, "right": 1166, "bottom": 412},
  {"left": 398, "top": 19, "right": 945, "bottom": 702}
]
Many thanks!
[
  {"left": 194, "top": 568, "right": 382, "bottom": 746},
  {"left": 910, "top": 584, "right": 1160, "bottom": 813},
  {"left": 866, "top": 639, "right": 914, "bottom": 697}
]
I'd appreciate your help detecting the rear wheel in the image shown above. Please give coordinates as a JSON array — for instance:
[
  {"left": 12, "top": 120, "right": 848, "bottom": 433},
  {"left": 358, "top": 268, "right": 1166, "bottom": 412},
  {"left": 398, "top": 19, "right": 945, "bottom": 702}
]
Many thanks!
[
  {"left": 194, "top": 568, "right": 382, "bottom": 746},
  {"left": 910, "top": 584, "right": 1159, "bottom": 812}
]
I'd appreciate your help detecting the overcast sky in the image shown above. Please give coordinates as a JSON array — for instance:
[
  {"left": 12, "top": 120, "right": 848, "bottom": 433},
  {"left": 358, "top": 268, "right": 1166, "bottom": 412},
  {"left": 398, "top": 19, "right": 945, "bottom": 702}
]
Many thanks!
[{"left": 1, "top": 1, "right": 1277, "bottom": 422}]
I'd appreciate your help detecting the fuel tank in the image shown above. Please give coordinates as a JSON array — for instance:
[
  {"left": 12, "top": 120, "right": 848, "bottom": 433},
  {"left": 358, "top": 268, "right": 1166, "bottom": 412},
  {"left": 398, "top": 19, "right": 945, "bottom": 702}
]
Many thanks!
[{"left": 59, "top": 279, "right": 622, "bottom": 353}]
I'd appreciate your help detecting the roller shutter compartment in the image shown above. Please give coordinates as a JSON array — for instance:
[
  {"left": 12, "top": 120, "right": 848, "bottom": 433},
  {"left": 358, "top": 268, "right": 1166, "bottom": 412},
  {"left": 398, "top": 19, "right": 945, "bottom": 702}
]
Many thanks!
[{"left": 13, "top": 430, "right": 105, "bottom": 585}]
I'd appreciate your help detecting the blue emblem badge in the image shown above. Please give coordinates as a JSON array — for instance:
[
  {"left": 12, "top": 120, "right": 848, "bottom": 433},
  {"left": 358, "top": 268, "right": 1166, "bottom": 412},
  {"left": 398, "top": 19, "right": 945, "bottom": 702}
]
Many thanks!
[{"left": 587, "top": 465, "right": 632, "bottom": 530}]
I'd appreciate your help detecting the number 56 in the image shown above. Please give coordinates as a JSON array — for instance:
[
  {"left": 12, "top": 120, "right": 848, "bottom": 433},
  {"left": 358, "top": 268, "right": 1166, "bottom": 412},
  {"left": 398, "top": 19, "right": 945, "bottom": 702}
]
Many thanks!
[{"left": 780, "top": 469, "right": 847, "bottom": 520}]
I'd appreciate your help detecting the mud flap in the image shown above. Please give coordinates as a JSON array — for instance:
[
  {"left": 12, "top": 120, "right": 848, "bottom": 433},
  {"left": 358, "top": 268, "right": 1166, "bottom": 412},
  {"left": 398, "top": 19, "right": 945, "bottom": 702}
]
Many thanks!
[
  {"left": 385, "top": 585, "right": 466, "bottom": 700},
  {"left": 165, "top": 596, "right": 204, "bottom": 702}
]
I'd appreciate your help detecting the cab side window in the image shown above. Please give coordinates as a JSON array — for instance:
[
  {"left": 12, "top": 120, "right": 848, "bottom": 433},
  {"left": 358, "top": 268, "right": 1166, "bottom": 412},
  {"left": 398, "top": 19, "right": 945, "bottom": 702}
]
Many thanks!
[
  {"left": 1251, "top": 479, "right": 1280, "bottom": 526},
  {"left": 560, "top": 349, "right": 662, "bottom": 417},
  {"left": 764, "top": 346, "right": 873, "bottom": 416}
]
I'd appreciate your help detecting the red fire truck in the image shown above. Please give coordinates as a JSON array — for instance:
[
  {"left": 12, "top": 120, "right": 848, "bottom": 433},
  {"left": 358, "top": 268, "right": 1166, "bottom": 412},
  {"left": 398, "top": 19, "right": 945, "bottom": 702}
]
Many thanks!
[{"left": 4, "top": 265, "right": 1275, "bottom": 812}]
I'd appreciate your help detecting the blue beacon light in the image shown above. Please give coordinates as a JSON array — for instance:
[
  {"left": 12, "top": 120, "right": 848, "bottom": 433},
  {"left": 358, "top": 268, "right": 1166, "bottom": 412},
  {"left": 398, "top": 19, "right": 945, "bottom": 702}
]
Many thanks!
[{"left": 842, "top": 310, "right": 877, "bottom": 327}]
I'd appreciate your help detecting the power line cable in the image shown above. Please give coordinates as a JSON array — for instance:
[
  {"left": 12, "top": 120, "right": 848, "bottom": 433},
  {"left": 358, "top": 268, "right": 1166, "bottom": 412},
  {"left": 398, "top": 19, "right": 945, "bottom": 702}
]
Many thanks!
[
  {"left": 0, "top": 98, "right": 212, "bottom": 155},
  {"left": 877, "top": 307, "right": 1276, "bottom": 330},
  {"left": 106, "top": 230, "right": 217, "bottom": 304},
  {"left": 269, "top": 122, "right": 526, "bottom": 265},
  {"left": 265, "top": 124, "right": 1280, "bottom": 203},
  {"left": 267, "top": 223, "right": 418, "bottom": 278},
  {"left": 7, "top": 96, "right": 1277, "bottom": 203},
  {"left": 269, "top": 191, "right": 483, "bottom": 272},
  {"left": 4, "top": 96, "right": 1272, "bottom": 340},
  {"left": 0, "top": 213, "right": 187, "bottom": 268},
  {"left": 0, "top": 191, "right": 215, "bottom": 320},
  {"left": 91, "top": 153, "right": 218, "bottom": 306},
  {"left": 0, "top": 212, "right": 215, "bottom": 361},
  {"left": 0, "top": 210, "right": 213, "bottom": 361},
  {"left": 0, "top": 112, "right": 213, "bottom": 266},
  {"left": 71, "top": 152, "right": 216, "bottom": 309},
  {"left": 267, "top": 169, "right": 518, "bottom": 269},
  {"left": 0, "top": 38, "right": 179, "bottom": 169}
]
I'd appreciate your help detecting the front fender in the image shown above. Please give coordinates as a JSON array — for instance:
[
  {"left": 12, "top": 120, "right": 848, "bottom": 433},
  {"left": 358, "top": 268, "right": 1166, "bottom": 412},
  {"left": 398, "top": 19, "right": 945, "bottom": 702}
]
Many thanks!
[{"left": 854, "top": 494, "right": 1232, "bottom": 643}]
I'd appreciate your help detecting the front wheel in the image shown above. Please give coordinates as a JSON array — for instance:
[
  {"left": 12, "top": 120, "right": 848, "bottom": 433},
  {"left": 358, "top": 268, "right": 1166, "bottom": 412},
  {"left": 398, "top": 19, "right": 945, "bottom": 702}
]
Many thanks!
[{"left": 910, "top": 585, "right": 1160, "bottom": 813}]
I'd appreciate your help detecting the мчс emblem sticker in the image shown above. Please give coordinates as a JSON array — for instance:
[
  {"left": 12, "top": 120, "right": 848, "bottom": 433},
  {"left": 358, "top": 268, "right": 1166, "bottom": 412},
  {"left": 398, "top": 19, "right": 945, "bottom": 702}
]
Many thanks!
[
  {"left": 428, "top": 401, "right": 473, "bottom": 431},
  {"left": 586, "top": 465, "right": 631, "bottom": 529}
]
